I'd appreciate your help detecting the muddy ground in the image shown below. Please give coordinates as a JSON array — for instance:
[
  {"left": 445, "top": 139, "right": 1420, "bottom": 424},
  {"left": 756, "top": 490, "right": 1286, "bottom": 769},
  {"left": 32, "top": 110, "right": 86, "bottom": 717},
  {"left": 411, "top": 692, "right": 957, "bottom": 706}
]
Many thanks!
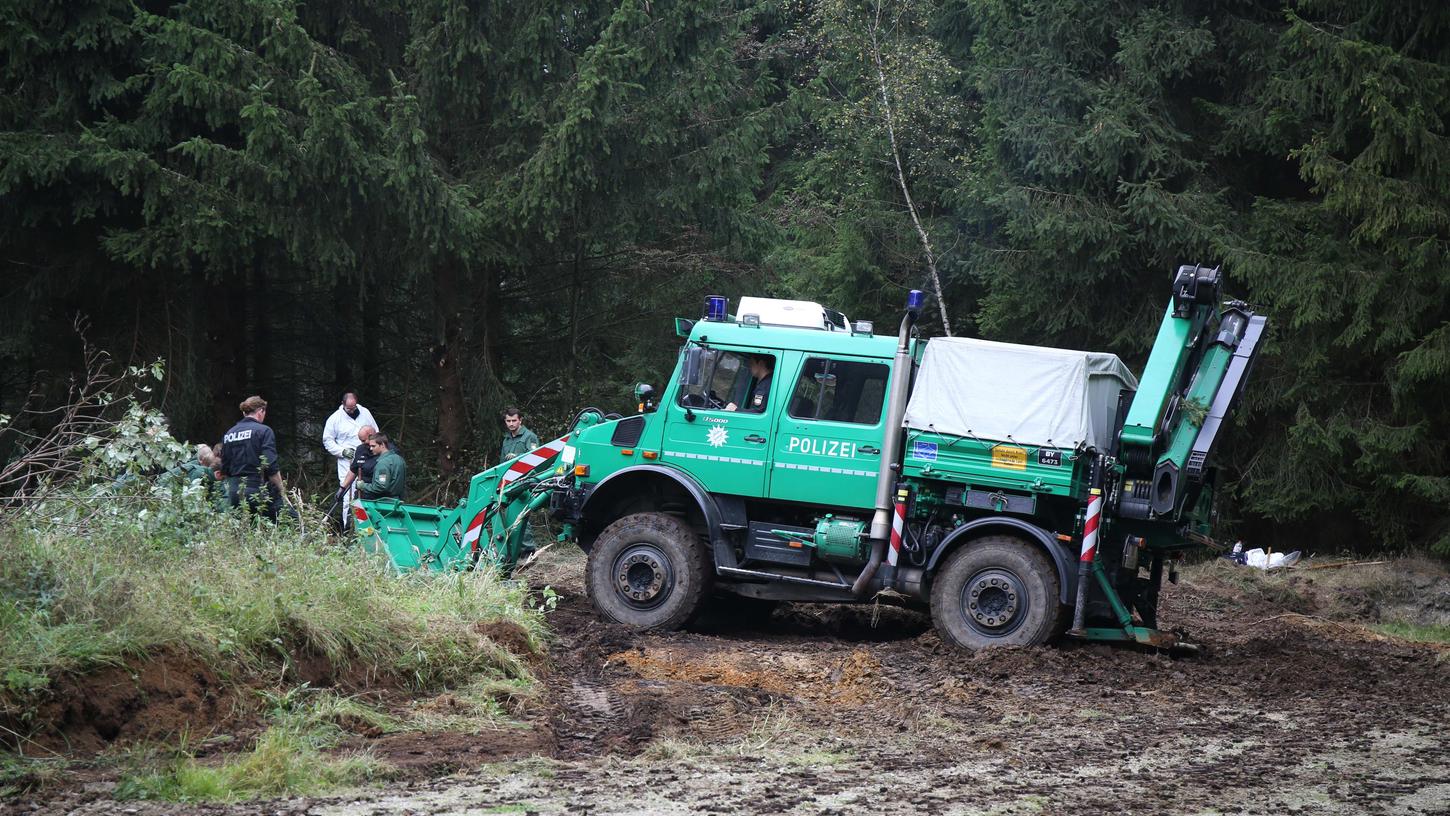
[{"left": 13, "top": 548, "right": 1450, "bottom": 816}]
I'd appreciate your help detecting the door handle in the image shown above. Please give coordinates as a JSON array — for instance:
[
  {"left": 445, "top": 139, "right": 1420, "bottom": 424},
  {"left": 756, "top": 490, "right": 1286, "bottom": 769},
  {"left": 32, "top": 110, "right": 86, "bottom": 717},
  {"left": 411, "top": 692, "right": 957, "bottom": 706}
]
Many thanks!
[
  {"left": 860, "top": 445, "right": 880, "bottom": 455},
  {"left": 744, "top": 434, "right": 767, "bottom": 444}
]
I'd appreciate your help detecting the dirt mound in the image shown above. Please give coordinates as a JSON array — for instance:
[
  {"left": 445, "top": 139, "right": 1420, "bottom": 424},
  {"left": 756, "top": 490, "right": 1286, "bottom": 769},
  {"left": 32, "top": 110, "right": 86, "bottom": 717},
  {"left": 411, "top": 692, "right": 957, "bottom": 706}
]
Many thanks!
[
  {"left": 474, "top": 619, "right": 539, "bottom": 663},
  {"left": 1183, "top": 556, "right": 1450, "bottom": 631},
  {"left": 5, "top": 618, "right": 544, "bottom": 761},
  {"left": 8, "top": 649, "right": 239, "bottom": 754}
]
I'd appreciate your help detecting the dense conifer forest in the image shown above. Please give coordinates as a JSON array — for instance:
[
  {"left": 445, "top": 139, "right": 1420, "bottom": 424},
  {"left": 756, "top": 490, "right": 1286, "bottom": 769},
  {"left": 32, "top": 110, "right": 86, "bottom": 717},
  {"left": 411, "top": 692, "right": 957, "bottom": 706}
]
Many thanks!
[{"left": 3, "top": 0, "right": 1447, "bottom": 553}]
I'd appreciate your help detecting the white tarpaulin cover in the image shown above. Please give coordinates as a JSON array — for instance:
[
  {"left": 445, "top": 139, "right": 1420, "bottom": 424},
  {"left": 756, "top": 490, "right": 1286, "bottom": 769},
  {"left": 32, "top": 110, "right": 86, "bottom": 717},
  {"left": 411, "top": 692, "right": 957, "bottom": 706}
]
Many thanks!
[{"left": 903, "top": 337, "right": 1139, "bottom": 449}]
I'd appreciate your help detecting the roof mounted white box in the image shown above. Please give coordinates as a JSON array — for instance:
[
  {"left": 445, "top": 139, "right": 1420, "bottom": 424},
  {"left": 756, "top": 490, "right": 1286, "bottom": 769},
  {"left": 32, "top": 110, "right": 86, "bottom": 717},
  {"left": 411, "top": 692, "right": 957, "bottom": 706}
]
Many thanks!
[{"left": 736, "top": 297, "right": 849, "bottom": 331}]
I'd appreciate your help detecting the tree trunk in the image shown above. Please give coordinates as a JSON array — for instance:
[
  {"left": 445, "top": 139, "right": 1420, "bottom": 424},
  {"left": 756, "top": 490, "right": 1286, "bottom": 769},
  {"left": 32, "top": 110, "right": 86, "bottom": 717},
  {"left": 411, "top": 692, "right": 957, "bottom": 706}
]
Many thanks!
[
  {"left": 480, "top": 263, "right": 506, "bottom": 457},
  {"left": 251, "top": 265, "right": 273, "bottom": 396},
  {"left": 210, "top": 273, "right": 248, "bottom": 430},
  {"left": 361, "top": 288, "right": 381, "bottom": 401},
  {"left": 433, "top": 261, "right": 468, "bottom": 478},
  {"left": 569, "top": 238, "right": 583, "bottom": 396},
  {"left": 333, "top": 275, "right": 357, "bottom": 401}
]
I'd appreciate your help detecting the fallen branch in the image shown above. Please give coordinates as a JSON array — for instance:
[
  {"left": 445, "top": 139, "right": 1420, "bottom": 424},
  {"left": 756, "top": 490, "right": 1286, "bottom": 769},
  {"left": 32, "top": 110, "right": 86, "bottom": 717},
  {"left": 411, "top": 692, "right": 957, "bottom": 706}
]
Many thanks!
[
  {"left": 1303, "top": 560, "right": 1389, "bottom": 571},
  {"left": 0, "top": 318, "right": 141, "bottom": 508},
  {"left": 512, "top": 541, "right": 557, "bottom": 573}
]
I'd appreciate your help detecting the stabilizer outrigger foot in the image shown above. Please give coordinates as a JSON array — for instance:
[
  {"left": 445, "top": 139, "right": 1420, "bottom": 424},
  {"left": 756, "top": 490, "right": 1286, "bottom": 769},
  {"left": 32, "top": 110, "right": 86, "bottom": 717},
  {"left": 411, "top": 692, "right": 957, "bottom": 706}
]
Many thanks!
[
  {"left": 1066, "top": 554, "right": 1200, "bottom": 654},
  {"left": 1068, "top": 625, "right": 1200, "bottom": 655}
]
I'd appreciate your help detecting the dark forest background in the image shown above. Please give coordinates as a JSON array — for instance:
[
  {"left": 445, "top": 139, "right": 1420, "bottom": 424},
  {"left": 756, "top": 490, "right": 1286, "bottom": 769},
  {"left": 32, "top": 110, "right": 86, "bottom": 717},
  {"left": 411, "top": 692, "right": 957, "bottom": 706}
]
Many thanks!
[{"left": 3, "top": 0, "right": 1447, "bottom": 554}]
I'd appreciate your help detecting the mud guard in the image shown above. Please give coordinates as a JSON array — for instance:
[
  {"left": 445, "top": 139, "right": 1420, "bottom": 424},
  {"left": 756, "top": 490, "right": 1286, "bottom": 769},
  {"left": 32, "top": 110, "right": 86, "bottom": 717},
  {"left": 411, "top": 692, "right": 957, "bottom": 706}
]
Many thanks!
[
  {"left": 576, "top": 464, "right": 744, "bottom": 568},
  {"left": 927, "top": 517, "right": 1078, "bottom": 605}
]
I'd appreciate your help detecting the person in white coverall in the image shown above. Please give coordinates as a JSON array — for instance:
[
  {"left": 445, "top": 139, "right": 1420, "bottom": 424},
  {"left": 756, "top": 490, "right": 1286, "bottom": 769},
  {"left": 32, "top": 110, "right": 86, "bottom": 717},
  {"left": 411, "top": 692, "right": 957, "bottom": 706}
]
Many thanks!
[{"left": 322, "top": 392, "right": 378, "bottom": 523}]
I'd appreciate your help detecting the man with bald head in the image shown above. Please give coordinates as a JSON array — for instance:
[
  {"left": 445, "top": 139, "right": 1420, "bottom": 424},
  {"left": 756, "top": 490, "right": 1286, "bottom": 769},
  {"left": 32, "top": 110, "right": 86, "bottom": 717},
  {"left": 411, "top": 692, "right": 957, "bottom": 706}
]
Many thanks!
[{"left": 338, "top": 424, "right": 383, "bottom": 526}]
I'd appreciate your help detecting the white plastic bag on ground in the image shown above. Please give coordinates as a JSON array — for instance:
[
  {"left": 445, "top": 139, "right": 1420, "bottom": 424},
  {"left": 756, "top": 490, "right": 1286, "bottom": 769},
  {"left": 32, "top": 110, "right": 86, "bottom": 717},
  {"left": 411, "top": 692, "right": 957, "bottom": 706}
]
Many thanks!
[{"left": 1245, "top": 548, "right": 1302, "bottom": 570}]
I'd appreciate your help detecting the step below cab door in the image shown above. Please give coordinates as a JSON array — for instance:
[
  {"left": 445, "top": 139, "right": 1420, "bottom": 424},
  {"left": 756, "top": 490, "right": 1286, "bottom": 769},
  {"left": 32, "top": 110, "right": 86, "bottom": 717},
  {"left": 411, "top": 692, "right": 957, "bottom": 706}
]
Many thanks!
[
  {"left": 660, "top": 345, "right": 786, "bottom": 497},
  {"left": 767, "top": 355, "right": 891, "bottom": 510}
]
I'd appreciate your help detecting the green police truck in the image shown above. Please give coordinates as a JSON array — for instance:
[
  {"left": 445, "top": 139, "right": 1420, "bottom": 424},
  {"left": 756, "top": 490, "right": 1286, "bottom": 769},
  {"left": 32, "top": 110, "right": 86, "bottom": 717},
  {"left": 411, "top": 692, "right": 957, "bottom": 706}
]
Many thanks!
[{"left": 549, "top": 267, "right": 1266, "bottom": 650}]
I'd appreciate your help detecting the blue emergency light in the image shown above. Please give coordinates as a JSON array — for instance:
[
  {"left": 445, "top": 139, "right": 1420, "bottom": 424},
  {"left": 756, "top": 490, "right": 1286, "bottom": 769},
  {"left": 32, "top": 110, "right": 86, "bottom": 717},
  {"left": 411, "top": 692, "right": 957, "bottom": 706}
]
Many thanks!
[
  {"left": 906, "top": 289, "right": 925, "bottom": 315},
  {"left": 705, "top": 295, "right": 729, "bottom": 322}
]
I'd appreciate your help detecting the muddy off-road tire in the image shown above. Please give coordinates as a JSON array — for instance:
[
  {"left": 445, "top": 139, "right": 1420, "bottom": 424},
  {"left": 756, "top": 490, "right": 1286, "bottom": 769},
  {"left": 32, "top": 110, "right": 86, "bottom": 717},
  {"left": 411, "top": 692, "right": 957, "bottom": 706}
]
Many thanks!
[
  {"left": 931, "top": 535, "right": 1064, "bottom": 650},
  {"left": 587, "top": 512, "right": 711, "bottom": 630}
]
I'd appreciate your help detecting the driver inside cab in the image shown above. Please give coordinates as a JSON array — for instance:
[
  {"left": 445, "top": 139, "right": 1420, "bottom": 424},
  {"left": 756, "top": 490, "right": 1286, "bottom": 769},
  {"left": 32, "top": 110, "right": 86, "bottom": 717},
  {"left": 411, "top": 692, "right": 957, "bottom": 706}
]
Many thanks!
[{"left": 727, "top": 354, "right": 774, "bottom": 413}]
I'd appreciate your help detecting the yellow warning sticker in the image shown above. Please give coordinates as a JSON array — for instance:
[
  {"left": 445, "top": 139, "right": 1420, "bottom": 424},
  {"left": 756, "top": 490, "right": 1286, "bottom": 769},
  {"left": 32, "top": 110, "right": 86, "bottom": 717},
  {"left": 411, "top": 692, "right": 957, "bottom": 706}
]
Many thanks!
[{"left": 991, "top": 445, "right": 1028, "bottom": 471}]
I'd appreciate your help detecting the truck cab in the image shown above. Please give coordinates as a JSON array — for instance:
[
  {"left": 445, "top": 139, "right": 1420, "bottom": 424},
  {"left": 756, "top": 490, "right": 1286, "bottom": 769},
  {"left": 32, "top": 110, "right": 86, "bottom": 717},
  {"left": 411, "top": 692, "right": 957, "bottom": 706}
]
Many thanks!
[
  {"left": 553, "top": 273, "right": 1265, "bottom": 652},
  {"left": 575, "top": 311, "right": 897, "bottom": 512}
]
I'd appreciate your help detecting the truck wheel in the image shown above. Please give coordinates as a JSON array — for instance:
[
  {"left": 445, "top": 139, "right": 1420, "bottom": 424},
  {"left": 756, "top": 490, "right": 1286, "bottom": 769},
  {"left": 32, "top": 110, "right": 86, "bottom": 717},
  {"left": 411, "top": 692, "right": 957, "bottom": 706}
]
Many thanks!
[
  {"left": 930, "top": 535, "right": 1062, "bottom": 650},
  {"left": 587, "top": 512, "right": 711, "bottom": 630}
]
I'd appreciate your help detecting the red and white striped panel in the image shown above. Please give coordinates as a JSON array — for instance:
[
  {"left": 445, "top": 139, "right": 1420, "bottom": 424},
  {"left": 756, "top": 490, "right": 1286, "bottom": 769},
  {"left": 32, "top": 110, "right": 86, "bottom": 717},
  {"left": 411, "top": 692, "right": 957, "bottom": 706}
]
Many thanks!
[
  {"left": 887, "top": 499, "right": 906, "bottom": 567},
  {"left": 1079, "top": 490, "right": 1102, "bottom": 563},
  {"left": 461, "top": 508, "right": 489, "bottom": 552},
  {"left": 499, "top": 435, "right": 570, "bottom": 486}
]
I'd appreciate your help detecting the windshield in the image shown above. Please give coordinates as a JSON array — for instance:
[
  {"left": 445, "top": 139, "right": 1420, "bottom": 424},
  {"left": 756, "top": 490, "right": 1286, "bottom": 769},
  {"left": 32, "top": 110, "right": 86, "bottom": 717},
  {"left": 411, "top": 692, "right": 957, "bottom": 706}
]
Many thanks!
[{"left": 678, "top": 348, "right": 773, "bottom": 411}]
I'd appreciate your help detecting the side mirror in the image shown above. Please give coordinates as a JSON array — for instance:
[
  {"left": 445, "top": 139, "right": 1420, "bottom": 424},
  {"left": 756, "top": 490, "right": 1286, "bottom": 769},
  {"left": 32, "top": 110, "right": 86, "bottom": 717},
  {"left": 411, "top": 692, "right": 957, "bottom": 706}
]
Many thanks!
[
  {"left": 674, "top": 317, "right": 696, "bottom": 338},
  {"left": 634, "top": 382, "right": 656, "bottom": 413},
  {"left": 681, "top": 347, "right": 706, "bottom": 387}
]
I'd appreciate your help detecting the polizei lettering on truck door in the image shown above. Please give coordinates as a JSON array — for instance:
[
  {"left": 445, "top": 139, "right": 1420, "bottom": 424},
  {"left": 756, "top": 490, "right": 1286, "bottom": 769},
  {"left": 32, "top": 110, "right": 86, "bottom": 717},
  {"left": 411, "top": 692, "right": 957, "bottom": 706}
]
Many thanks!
[{"left": 787, "top": 436, "right": 858, "bottom": 458}]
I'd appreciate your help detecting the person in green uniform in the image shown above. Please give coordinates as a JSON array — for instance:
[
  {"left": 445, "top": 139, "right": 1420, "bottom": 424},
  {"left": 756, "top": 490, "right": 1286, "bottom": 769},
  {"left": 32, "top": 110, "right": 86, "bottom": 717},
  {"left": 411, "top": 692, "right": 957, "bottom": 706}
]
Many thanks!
[
  {"left": 158, "top": 443, "right": 220, "bottom": 505},
  {"left": 359, "top": 433, "right": 407, "bottom": 500},
  {"left": 500, "top": 407, "right": 540, "bottom": 553},
  {"left": 500, "top": 407, "right": 539, "bottom": 460},
  {"left": 162, "top": 443, "right": 216, "bottom": 484},
  {"left": 208, "top": 443, "right": 229, "bottom": 511}
]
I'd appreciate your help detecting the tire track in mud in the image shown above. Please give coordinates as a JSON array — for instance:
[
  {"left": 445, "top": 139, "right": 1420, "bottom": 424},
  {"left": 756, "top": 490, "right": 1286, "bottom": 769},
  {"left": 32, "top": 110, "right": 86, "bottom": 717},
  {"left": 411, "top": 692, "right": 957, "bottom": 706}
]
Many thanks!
[
  {"left": 541, "top": 590, "right": 674, "bottom": 759},
  {"left": 529, "top": 571, "right": 1450, "bottom": 815}
]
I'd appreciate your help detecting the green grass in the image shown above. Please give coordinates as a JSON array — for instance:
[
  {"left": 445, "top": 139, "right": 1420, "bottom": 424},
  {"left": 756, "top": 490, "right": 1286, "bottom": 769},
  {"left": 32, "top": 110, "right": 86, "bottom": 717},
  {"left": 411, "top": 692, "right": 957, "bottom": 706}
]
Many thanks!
[
  {"left": 0, "top": 753, "right": 67, "bottom": 798},
  {"left": 0, "top": 417, "right": 555, "bottom": 803},
  {"left": 0, "top": 490, "right": 551, "bottom": 802},
  {"left": 258, "top": 685, "right": 406, "bottom": 736},
  {"left": 784, "top": 748, "right": 853, "bottom": 767},
  {"left": 112, "top": 688, "right": 405, "bottom": 802},
  {"left": 0, "top": 507, "right": 547, "bottom": 723},
  {"left": 1371, "top": 621, "right": 1450, "bottom": 644},
  {"left": 115, "top": 724, "right": 396, "bottom": 802},
  {"left": 405, "top": 675, "right": 537, "bottom": 732}
]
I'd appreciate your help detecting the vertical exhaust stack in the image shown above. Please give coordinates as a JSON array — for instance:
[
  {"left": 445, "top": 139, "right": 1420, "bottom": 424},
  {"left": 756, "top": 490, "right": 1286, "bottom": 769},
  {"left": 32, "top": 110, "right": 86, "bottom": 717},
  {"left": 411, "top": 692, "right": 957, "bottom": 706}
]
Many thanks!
[{"left": 853, "top": 289, "right": 924, "bottom": 595}]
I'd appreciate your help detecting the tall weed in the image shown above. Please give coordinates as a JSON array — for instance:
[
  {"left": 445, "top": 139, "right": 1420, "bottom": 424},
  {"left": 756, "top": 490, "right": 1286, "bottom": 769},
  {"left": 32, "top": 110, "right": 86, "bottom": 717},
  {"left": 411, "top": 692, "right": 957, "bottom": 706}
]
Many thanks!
[{"left": 0, "top": 496, "right": 546, "bottom": 721}]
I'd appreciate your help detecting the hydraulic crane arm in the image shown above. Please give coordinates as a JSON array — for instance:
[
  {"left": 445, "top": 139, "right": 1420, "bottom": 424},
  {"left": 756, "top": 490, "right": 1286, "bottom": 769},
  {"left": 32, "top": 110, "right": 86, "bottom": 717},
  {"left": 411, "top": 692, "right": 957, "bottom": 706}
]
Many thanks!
[{"left": 1116, "top": 265, "right": 1266, "bottom": 521}]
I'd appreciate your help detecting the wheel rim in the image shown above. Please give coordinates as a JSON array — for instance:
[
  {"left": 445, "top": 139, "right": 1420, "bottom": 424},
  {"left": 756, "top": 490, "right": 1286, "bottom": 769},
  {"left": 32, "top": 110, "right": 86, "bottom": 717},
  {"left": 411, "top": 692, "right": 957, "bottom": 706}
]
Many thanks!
[
  {"left": 959, "top": 566, "right": 1030, "bottom": 638},
  {"left": 612, "top": 544, "right": 674, "bottom": 610}
]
